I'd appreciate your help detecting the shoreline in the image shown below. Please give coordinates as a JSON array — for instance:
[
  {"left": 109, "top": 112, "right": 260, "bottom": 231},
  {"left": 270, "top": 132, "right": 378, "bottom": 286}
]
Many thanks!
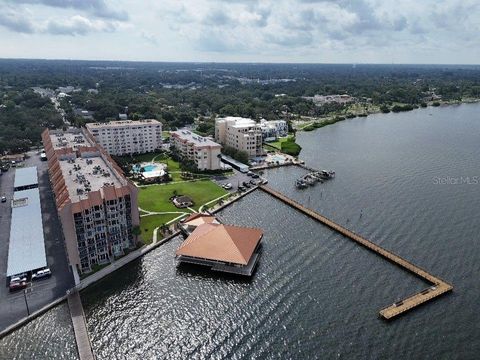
[{"left": 293, "top": 99, "right": 480, "bottom": 132}]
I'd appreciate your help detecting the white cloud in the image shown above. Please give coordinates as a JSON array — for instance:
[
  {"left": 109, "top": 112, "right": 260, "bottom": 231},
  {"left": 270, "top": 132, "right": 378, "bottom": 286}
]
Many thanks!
[
  {"left": 45, "top": 15, "right": 116, "bottom": 36},
  {"left": 0, "top": 0, "right": 478, "bottom": 63}
]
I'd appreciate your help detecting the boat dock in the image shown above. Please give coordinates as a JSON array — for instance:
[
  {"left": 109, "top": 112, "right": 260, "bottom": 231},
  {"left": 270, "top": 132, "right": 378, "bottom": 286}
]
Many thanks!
[
  {"left": 67, "top": 291, "right": 95, "bottom": 360},
  {"left": 258, "top": 185, "right": 453, "bottom": 320}
]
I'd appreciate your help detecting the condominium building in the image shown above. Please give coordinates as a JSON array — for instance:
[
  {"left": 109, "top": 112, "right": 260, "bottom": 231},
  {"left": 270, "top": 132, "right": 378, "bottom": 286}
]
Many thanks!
[
  {"left": 85, "top": 119, "right": 162, "bottom": 156},
  {"left": 170, "top": 130, "right": 222, "bottom": 170},
  {"left": 42, "top": 128, "right": 140, "bottom": 274},
  {"left": 259, "top": 119, "right": 288, "bottom": 141},
  {"left": 215, "top": 117, "right": 264, "bottom": 158}
]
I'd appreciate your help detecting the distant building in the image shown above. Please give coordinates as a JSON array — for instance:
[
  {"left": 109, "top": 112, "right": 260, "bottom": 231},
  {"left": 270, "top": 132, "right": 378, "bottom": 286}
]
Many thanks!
[
  {"left": 215, "top": 117, "right": 264, "bottom": 158},
  {"left": 42, "top": 128, "right": 140, "bottom": 274},
  {"left": 1, "top": 154, "right": 25, "bottom": 163},
  {"left": 118, "top": 113, "right": 128, "bottom": 120},
  {"left": 170, "top": 130, "right": 222, "bottom": 171},
  {"left": 85, "top": 119, "right": 162, "bottom": 156},
  {"left": 74, "top": 109, "right": 94, "bottom": 121},
  {"left": 259, "top": 119, "right": 288, "bottom": 141},
  {"left": 304, "top": 94, "right": 355, "bottom": 106}
]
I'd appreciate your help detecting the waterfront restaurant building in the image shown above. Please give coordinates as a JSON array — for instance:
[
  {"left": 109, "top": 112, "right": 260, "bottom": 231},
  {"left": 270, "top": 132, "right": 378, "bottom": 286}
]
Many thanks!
[
  {"left": 42, "top": 128, "right": 140, "bottom": 274},
  {"left": 175, "top": 221, "right": 263, "bottom": 276}
]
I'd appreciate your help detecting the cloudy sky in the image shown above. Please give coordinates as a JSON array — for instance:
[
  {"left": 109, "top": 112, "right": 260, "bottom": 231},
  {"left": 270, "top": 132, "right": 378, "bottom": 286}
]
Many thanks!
[{"left": 0, "top": 0, "right": 478, "bottom": 64}]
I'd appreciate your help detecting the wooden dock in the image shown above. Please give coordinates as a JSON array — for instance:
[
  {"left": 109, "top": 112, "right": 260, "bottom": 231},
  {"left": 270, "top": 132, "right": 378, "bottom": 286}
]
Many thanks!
[
  {"left": 67, "top": 291, "right": 95, "bottom": 360},
  {"left": 259, "top": 185, "right": 453, "bottom": 320}
]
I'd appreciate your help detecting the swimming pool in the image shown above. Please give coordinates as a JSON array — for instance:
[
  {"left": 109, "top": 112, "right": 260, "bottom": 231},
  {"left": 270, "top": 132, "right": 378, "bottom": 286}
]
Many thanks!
[
  {"left": 132, "top": 162, "right": 166, "bottom": 178},
  {"left": 271, "top": 155, "right": 286, "bottom": 164}
]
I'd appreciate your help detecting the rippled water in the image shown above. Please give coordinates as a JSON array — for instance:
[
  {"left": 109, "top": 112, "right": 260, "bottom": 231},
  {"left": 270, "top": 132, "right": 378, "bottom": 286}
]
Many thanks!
[
  {"left": 5, "top": 103, "right": 480, "bottom": 359},
  {"left": 0, "top": 303, "right": 78, "bottom": 360}
]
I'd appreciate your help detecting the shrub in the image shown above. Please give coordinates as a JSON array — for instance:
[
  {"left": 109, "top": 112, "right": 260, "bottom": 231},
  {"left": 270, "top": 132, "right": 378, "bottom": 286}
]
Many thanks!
[{"left": 281, "top": 137, "right": 302, "bottom": 156}]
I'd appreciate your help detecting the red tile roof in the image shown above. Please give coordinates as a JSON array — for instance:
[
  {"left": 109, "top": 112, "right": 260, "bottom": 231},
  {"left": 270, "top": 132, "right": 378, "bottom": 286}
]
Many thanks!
[{"left": 176, "top": 223, "right": 263, "bottom": 265}]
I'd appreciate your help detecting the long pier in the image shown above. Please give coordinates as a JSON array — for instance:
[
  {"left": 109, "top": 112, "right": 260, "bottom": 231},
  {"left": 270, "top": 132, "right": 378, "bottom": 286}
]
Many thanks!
[
  {"left": 67, "top": 291, "right": 95, "bottom": 360},
  {"left": 259, "top": 185, "right": 453, "bottom": 320}
]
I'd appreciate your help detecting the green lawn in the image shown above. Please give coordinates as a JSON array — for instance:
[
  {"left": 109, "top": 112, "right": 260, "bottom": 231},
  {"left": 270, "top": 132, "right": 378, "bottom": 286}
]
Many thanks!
[
  {"left": 140, "top": 214, "right": 180, "bottom": 244},
  {"left": 125, "top": 151, "right": 163, "bottom": 164},
  {"left": 266, "top": 135, "right": 295, "bottom": 149},
  {"left": 138, "top": 179, "right": 228, "bottom": 213}
]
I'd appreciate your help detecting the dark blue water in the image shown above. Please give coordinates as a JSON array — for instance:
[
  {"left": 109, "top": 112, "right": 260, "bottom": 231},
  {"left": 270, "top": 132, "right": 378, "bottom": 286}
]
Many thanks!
[
  {"left": 3, "top": 103, "right": 480, "bottom": 359},
  {"left": 0, "top": 303, "right": 78, "bottom": 359}
]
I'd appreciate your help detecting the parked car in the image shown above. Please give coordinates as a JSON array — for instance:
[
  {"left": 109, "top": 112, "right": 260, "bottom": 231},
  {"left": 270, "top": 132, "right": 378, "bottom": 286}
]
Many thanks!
[
  {"left": 247, "top": 171, "right": 254, "bottom": 177},
  {"left": 32, "top": 268, "right": 52, "bottom": 280},
  {"left": 1, "top": 196, "right": 6, "bottom": 203},
  {"left": 10, "top": 274, "right": 27, "bottom": 284},
  {"left": 222, "top": 183, "right": 232, "bottom": 190},
  {"left": 238, "top": 186, "right": 246, "bottom": 191},
  {"left": 9, "top": 281, "right": 27, "bottom": 291},
  {"left": 250, "top": 179, "right": 257, "bottom": 185},
  {"left": 242, "top": 181, "right": 251, "bottom": 188},
  {"left": 251, "top": 174, "right": 259, "bottom": 179}
]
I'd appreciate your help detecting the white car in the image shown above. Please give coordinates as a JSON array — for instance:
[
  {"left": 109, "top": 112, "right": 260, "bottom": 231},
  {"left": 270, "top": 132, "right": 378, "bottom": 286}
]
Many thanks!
[
  {"left": 10, "top": 275, "right": 27, "bottom": 283},
  {"left": 32, "top": 268, "right": 52, "bottom": 280},
  {"left": 223, "top": 183, "right": 232, "bottom": 190},
  {"left": 1, "top": 196, "right": 6, "bottom": 203}
]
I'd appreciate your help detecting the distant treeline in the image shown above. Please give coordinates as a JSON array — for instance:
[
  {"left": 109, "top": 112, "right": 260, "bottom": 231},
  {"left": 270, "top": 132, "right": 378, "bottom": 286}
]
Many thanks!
[{"left": 1, "top": 59, "right": 480, "bottom": 152}]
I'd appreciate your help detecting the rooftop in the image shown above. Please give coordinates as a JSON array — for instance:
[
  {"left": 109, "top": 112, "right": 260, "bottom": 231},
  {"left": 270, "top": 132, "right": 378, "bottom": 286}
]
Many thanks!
[
  {"left": 50, "top": 131, "right": 89, "bottom": 150},
  {"left": 183, "top": 213, "right": 219, "bottom": 228},
  {"left": 176, "top": 223, "right": 263, "bottom": 265},
  {"left": 58, "top": 156, "right": 123, "bottom": 202},
  {"left": 171, "top": 130, "right": 221, "bottom": 148},
  {"left": 85, "top": 119, "right": 161, "bottom": 128},
  {"left": 14, "top": 166, "right": 38, "bottom": 190},
  {"left": 7, "top": 188, "right": 47, "bottom": 276},
  {"left": 47, "top": 129, "right": 126, "bottom": 202},
  {"left": 217, "top": 117, "right": 258, "bottom": 128}
]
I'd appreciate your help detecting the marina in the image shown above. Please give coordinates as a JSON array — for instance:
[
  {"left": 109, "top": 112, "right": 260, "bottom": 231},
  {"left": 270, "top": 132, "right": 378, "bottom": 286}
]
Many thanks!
[{"left": 295, "top": 169, "right": 335, "bottom": 189}]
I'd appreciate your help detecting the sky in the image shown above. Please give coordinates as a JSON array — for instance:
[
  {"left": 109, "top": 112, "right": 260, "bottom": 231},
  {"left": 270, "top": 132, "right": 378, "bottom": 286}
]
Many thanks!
[{"left": 0, "top": 0, "right": 478, "bottom": 64}]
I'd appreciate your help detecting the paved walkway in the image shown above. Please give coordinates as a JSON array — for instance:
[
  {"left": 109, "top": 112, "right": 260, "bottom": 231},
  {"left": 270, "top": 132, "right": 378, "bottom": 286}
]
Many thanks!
[{"left": 198, "top": 193, "right": 231, "bottom": 212}]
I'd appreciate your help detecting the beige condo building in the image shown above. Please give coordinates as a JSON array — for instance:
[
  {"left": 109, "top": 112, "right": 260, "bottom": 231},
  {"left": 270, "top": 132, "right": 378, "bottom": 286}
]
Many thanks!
[
  {"left": 85, "top": 119, "right": 162, "bottom": 156},
  {"left": 214, "top": 117, "right": 263, "bottom": 158},
  {"left": 170, "top": 130, "right": 222, "bottom": 170}
]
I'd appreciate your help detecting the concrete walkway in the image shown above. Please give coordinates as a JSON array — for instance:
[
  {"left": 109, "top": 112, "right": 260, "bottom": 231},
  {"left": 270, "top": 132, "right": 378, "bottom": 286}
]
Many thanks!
[
  {"left": 198, "top": 193, "right": 231, "bottom": 212},
  {"left": 67, "top": 291, "right": 94, "bottom": 360}
]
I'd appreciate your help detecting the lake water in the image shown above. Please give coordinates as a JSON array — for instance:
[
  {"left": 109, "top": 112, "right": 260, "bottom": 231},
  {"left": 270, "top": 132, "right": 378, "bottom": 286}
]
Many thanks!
[
  {"left": 0, "top": 303, "right": 78, "bottom": 359},
  {"left": 3, "top": 103, "right": 480, "bottom": 359}
]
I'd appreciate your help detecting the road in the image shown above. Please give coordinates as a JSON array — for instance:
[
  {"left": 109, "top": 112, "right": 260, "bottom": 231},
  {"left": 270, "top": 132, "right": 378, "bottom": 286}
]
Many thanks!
[{"left": 0, "top": 151, "right": 74, "bottom": 331}]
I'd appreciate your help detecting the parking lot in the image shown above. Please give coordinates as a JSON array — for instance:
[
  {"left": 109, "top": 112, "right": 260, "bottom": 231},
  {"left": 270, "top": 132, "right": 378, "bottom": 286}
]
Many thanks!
[
  {"left": 0, "top": 152, "right": 74, "bottom": 331},
  {"left": 212, "top": 168, "right": 265, "bottom": 192}
]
